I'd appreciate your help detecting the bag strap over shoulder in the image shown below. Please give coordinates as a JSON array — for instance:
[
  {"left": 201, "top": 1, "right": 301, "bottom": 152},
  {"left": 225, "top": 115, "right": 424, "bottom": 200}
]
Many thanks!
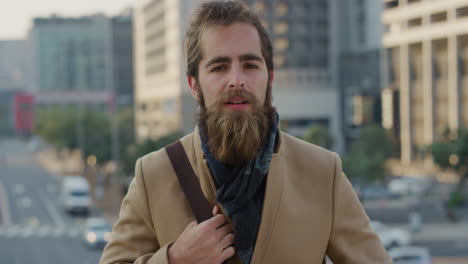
[{"left": 165, "top": 140, "right": 212, "bottom": 223}]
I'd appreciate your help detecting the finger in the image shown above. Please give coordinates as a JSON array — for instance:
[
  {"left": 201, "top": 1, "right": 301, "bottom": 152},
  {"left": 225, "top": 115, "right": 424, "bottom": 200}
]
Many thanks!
[
  {"left": 212, "top": 205, "right": 219, "bottom": 216},
  {"left": 220, "top": 233, "right": 235, "bottom": 249},
  {"left": 220, "top": 246, "right": 236, "bottom": 261},
  {"left": 216, "top": 223, "right": 233, "bottom": 237},
  {"left": 203, "top": 214, "right": 226, "bottom": 229}
]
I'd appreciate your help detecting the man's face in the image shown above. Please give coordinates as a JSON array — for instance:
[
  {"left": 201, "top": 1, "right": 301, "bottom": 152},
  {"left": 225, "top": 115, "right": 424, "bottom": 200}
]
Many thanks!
[
  {"left": 188, "top": 22, "right": 275, "bottom": 165},
  {"left": 188, "top": 22, "right": 273, "bottom": 111}
]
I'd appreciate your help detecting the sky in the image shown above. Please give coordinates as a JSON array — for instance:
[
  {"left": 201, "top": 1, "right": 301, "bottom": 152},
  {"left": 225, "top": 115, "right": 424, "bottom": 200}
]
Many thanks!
[{"left": 1, "top": 0, "right": 134, "bottom": 40}]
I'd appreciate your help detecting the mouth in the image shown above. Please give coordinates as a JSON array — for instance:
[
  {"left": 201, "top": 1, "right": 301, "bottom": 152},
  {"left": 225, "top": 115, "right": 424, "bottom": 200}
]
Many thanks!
[{"left": 223, "top": 96, "right": 251, "bottom": 110}]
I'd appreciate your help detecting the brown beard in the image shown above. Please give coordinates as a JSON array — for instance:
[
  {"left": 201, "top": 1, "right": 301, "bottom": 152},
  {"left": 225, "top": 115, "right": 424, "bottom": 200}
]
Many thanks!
[{"left": 198, "top": 87, "right": 275, "bottom": 165}]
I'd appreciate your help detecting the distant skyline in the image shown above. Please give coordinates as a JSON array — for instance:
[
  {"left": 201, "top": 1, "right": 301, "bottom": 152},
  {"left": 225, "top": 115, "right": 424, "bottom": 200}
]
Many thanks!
[{"left": 1, "top": 0, "right": 134, "bottom": 40}]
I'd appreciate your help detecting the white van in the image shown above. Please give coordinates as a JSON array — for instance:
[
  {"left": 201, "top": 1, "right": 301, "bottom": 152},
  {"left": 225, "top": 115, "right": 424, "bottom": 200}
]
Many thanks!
[{"left": 61, "top": 175, "right": 91, "bottom": 215}]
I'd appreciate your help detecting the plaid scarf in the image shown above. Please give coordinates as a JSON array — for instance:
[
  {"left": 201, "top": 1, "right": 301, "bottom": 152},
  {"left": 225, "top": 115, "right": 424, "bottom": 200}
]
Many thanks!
[{"left": 200, "top": 112, "right": 278, "bottom": 264}]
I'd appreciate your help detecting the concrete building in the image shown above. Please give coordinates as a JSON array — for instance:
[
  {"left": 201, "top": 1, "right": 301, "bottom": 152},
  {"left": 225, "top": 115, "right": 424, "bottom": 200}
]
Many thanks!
[
  {"left": 112, "top": 8, "right": 135, "bottom": 108},
  {"left": 28, "top": 14, "right": 114, "bottom": 108},
  {"left": 134, "top": 0, "right": 205, "bottom": 141},
  {"left": 244, "top": 0, "right": 343, "bottom": 153},
  {"left": 337, "top": 0, "right": 384, "bottom": 149},
  {"left": 0, "top": 40, "right": 29, "bottom": 91},
  {"left": 28, "top": 11, "right": 135, "bottom": 111},
  {"left": 381, "top": 0, "right": 468, "bottom": 164}
]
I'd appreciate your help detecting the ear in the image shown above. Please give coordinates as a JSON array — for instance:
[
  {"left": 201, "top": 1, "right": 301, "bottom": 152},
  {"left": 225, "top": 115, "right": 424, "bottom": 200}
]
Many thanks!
[
  {"left": 187, "top": 75, "right": 199, "bottom": 101},
  {"left": 269, "top": 71, "right": 274, "bottom": 87}
]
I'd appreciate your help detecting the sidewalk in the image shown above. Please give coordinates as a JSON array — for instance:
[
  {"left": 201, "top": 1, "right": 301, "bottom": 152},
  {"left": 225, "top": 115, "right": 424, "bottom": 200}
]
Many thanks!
[{"left": 389, "top": 221, "right": 468, "bottom": 242}]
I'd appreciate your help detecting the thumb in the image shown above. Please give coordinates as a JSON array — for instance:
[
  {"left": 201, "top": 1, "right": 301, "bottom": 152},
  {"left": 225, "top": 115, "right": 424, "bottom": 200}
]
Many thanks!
[{"left": 212, "top": 205, "right": 220, "bottom": 216}]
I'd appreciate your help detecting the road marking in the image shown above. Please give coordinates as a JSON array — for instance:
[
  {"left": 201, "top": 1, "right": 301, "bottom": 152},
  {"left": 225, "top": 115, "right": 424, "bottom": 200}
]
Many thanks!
[
  {"left": 0, "top": 180, "right": 12, "bottom": 225},
  {"left": 39, "top": 191, "right": 65, "bottom": 227}
]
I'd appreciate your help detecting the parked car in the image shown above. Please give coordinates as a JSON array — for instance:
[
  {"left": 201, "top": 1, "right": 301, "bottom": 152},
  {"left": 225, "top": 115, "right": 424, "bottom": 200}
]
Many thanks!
[
  {"left": 389, "top": 246, "right": 431, "bottom": 264},
  {"left": 83, "top": 217, "right": 112, "bottom": 249},
  {"left": 61, "top": 175, "right": 91, "bottom": 215},
  {"left": 361, "top": 185, "right": 395, "bottom": 200},
  {"left": 388, "top": 177, "right": 432, "bottom": 196},
  {"left": 370, "top": 221, "right": 411, "bottom": 250}
]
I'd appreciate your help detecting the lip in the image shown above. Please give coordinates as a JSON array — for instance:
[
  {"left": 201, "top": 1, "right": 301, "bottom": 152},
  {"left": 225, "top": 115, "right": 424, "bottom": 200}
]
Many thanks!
[
  {"left": 223, "top": 96, "right": 251, "bottom": 110},
  {"left": 223, "top": 102, "right": 251, "bottom": 110}
]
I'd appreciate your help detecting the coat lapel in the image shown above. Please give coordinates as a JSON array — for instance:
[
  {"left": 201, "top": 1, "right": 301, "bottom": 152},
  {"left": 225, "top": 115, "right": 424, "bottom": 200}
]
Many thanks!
[{"left": 250, "top": 154, "right": 285, "bottom": 264}]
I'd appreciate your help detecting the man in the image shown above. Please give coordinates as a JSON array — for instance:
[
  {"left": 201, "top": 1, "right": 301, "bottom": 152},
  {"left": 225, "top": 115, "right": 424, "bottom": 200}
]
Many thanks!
[{"left": 100, "top": 1, "right": 392, "bottom": 264}]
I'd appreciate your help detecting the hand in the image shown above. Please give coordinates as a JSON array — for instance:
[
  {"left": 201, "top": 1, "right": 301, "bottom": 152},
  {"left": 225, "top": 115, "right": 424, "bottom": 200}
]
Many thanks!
[{"left": 168, "top": 206, "right": 235, "bottom": 264}]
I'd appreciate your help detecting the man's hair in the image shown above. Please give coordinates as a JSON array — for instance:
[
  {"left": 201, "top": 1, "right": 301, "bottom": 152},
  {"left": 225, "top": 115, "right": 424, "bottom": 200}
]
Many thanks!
[{"left": 184, "top": 0, "right": 273, "bottom": 78}]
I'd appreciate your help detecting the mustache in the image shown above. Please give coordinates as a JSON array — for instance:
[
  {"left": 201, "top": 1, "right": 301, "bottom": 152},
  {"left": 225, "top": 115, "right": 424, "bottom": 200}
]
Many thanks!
[{"left": 211, "top": 89, "right": 258, "bottom": 109}]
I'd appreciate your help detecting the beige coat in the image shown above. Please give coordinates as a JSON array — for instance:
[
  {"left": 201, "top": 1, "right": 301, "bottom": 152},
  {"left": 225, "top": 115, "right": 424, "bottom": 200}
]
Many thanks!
[{"left": 100, "top": 129, "right": 393, "bottom": 264}]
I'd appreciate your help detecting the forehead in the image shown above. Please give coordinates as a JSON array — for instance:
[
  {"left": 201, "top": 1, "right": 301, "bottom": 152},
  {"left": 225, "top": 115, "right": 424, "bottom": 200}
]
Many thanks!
[{"left": 200, "top": 22, "right": 263, "bottom": 61}]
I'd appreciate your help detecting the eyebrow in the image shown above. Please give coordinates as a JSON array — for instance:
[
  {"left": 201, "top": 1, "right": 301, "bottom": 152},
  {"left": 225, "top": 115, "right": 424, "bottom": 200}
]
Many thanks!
[{"left": 204, "top": 53, "right": 263, "bottom": 69}]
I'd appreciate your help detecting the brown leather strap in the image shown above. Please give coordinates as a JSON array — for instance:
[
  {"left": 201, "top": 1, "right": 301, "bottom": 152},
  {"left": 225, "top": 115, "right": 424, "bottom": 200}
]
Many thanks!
[{"left": 166, "top": 140, "right": 212, "bottom": 223}]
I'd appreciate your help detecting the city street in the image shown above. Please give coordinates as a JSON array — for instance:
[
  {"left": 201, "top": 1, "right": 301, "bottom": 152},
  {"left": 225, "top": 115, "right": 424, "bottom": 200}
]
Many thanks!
[{"left": 0, "top": 138, "right": 102, "bottom": 264}]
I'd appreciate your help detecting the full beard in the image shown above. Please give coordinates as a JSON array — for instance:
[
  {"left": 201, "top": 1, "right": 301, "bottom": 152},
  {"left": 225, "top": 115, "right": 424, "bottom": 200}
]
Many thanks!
[{"left": 198, "top": 87, "right": 275, "bottom": 165}]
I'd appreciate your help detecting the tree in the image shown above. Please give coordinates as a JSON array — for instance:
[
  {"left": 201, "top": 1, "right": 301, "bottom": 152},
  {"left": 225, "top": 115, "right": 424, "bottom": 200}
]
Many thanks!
[
  {"left": 120, "top": 131, "right": 185, "bottom": 176},
  {"left": 302, "top": 124, "right": 334, "bottom": 149},
  {"left": 342, "top": 125, "right": 394, "bottom": 185},
  {"left": 430, "top": 128, "right": 468, "bottom": 213}
]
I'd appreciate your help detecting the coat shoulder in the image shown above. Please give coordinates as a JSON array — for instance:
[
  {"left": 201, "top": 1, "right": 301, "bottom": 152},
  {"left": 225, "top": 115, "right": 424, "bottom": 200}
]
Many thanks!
[{"left": 279, "top": 132, "right": 339, "bottom": 170}]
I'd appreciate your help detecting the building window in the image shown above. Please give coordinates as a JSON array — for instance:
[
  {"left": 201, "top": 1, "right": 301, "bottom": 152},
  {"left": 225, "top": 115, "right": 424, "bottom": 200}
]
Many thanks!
[
  {"left": 274, "top": 54, "right": 285, "bottom": 67},
  {"left": 274, "top": 21, "right": 288, "bottom": 35},
  {"left": 274, "top": 38, "right": 289, "bottom": 51},
  {"left": 253, "top": 2, "right": 266, "bottom": 13},
  {"left": 407, "top": 17, "right": 422, "bottom": 28},
  {"left": 385, "top": 0, "right": 398, "bottom": 9},
  {"left": 431, "top": 12, "right": 447, "bottom": 23},
  {"left": 456, "top": 6, "right": 468, "bottom": 18},
  {"left": 275, "top": 3, "right": 288, "bottom": 17},
  {"left": 260, "top": 19, "right": 269, "bottom": 31}
]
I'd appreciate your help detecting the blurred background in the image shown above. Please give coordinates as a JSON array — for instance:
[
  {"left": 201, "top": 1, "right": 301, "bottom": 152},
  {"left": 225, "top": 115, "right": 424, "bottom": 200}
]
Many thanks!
[{"left": 0, "top": 0, "right": 467, "bottom": 263}]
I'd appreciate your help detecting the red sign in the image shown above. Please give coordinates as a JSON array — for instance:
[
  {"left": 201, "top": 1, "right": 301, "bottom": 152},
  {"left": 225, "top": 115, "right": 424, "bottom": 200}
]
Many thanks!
[{"left": 14, "top": 93, "right": 35, "bottom": 133}]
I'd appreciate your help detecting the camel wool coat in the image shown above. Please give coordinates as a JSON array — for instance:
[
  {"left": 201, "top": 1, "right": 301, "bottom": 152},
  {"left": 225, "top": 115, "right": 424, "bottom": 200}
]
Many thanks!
[{"left": 99, "top": 129, "right": 393, "bottom": 264}]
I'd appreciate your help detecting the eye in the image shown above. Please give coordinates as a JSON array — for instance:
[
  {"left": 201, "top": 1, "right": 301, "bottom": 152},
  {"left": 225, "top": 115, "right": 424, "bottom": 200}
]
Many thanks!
[
  {"left": 211, "top": 65, "right": 227, "bottom": 72},
  {"left": 244, "top": 63, "right": 259, "bottom": 69}
]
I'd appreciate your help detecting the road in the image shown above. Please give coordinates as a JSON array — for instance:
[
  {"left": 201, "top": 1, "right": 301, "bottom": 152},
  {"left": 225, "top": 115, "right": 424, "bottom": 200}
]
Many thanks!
[{"left": 0, "top": 138, "right": 102, "bottom": 264}]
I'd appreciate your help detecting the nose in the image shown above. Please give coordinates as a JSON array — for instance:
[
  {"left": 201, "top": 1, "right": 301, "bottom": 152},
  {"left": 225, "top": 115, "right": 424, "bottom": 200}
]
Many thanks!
[{"left": 228, "top": 64, "right": 245, "bottom": 89}]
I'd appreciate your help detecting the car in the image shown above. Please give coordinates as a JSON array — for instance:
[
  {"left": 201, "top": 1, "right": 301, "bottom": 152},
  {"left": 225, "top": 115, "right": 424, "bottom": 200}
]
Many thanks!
[
  {"left": 61, "top": 175, "right": 91, "bottom": 215},
  {"left": 370, "top": 221, "right": 411, "bottom": 250},
  {"left": 388, "top": 177, "right": 432, "bottom": 196},
  {"left": 389, "top": 246, "right": 431, "bottom": 264},
  {"left": 83, "top": 217, "right": 112, "bottom": 249},
  {"left": 361, "top": 185, "right": 394, "bottom": 200}
]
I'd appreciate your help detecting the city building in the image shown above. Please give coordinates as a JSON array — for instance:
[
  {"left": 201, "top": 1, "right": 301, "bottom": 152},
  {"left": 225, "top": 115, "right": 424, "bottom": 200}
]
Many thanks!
[
  {"left": 244, "top": 0, "right": 343, "bottom": 153},
  {"left": 382, "top": 0, "right": 468, "bottom": 165},
  {"left": 112, "top": 8, "right": 135, "bottom": 109},
  {"left": 28, "top": 14, "right": 114, "bottom": 109},
  {"left": 0, "top": 40, "right": 29, "bottom": 92},
  {"left": 134, "top": 0, "right": 204, "bottom": 141},
  {"left": 337, "top": 0, "right": 384, "bottom": 149},
  {"left": 28, "top": 11, "right": 134, "bottom": 111}
]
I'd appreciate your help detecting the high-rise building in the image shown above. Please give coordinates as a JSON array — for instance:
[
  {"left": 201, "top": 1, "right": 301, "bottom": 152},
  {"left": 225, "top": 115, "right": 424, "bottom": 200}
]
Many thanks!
[
  {"left": 0, "top": 40, "right": 28, "bottom": 92},
  {"left": 245, "top": 0, "right": 344, "bottom": 153},
  {"left": 337, "top": 0, "right": 384, "bottom": 149},
  {"left": 112, "top": 8, "right": 135, "bottom": 108},
  {"left": 28, "top": 12, "right": 135, "bottom": 109},
  {"left": 382, "top": 0, "right": 468, "bottom": 164},
  {"left": 134, "top": 0, "right": 204, "bottom": 141}
]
